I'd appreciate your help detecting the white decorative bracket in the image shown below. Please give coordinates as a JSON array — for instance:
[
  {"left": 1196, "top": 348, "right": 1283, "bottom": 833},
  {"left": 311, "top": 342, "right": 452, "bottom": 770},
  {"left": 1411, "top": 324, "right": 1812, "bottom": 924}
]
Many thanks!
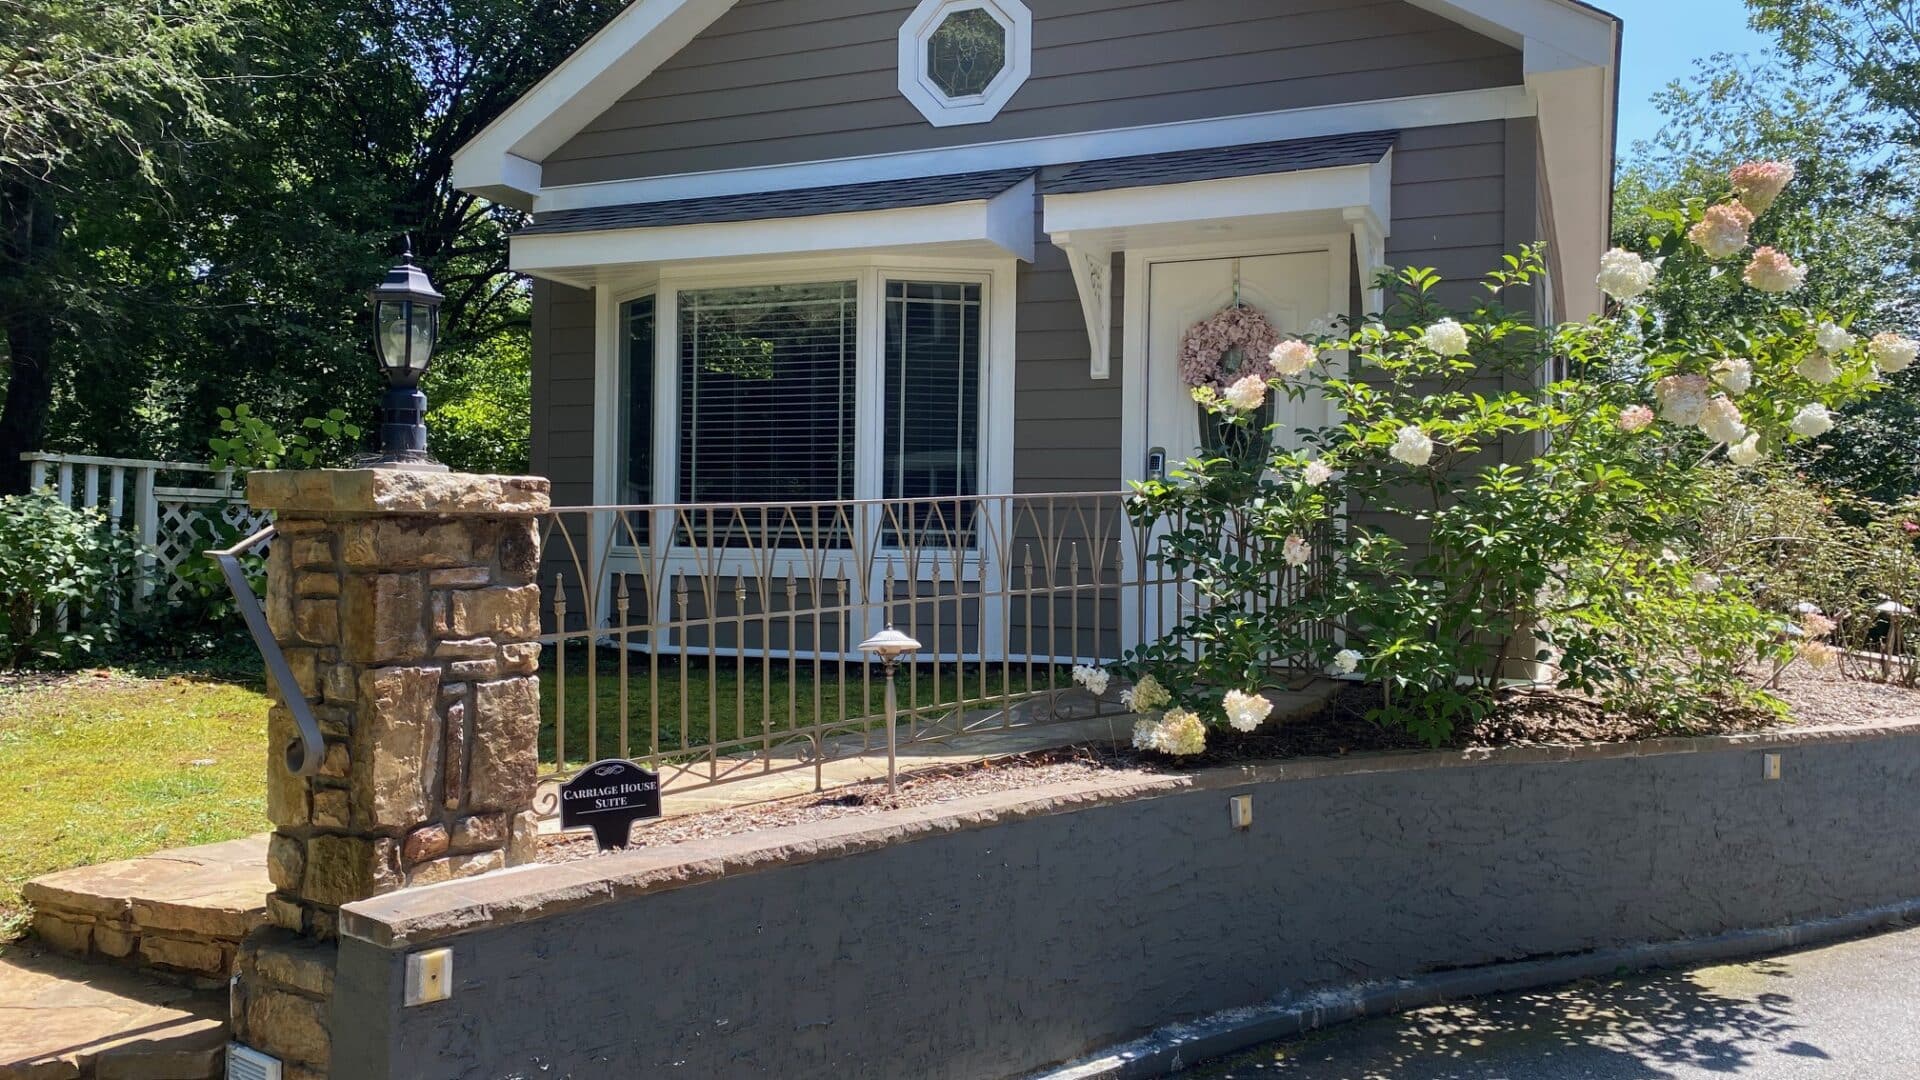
[
  {"left": 1052, "top": 232, "right": 1113, "bottom": 380},
  {"left": 1345, "top": 207, "right": 1389, "bottom": 318}
]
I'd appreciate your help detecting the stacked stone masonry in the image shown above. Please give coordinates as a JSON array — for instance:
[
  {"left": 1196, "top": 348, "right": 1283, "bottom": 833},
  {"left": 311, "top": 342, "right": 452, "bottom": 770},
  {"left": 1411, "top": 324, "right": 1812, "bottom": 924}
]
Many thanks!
[
  {"left": 21, "top": 835, "right": 269, "bottom": 986},
  {"left": 235, "top": 469, "right": 550, "bottom": 1077}
]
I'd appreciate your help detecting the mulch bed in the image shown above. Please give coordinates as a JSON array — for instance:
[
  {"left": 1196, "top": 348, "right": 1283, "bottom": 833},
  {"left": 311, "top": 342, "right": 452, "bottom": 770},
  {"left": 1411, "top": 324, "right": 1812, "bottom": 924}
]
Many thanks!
[{"left": 539, "top": 662, "right": 1920, "bottom": 862}]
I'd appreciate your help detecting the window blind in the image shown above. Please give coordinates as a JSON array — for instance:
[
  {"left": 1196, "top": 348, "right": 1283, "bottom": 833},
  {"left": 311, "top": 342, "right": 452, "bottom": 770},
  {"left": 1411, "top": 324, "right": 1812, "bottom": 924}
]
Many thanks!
[
  {"left": 677, "top": 282, "right": 858, "bottom": 536},
  {"left": 885, "top": 280, "right": 982, "bottom": 543},
  {"left": 618, "top": 295, "right": 655, "bottom": 505}
]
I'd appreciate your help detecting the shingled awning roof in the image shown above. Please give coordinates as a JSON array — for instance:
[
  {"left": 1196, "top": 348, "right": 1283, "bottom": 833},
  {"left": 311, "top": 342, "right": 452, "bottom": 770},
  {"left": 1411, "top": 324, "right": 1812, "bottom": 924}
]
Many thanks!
[
  {"left": 1037, "top": 131, "right": 1399, "bottom": 196},
  {"left": 517, "top": 168, "right": 1037, "bottom": 236}
]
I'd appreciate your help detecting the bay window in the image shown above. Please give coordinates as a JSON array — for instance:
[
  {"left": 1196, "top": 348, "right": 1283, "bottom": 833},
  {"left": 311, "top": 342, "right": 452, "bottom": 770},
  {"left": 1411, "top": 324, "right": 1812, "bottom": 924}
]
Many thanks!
[{"left": 616, "top": 267, "right": 996, "bottom": 548}]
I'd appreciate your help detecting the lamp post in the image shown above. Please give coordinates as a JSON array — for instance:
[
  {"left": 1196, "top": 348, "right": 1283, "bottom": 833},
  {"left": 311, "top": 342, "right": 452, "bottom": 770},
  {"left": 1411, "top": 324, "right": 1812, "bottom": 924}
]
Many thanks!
[
  {"left": 368, "top": 244, "right": 447, "bottom": 470},
  {"left": 857, "top": 625, "right": 921, "bottom": 794}
]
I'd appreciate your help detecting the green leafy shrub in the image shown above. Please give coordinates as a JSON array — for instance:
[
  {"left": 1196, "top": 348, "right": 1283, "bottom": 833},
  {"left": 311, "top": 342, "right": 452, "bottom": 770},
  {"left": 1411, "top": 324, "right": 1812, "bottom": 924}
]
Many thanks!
[
  {"left": 1696, "top": 464, "right": 1920, "bottom": 686},
  {"left": 0, "top": 491, "right": 147, "bottom": 669},
  {"left": 207, "top": 403, "right": 361, "bottom": 472},
  {"left": 1088, "top": 161, "right": 1895, "bottom": 750}
]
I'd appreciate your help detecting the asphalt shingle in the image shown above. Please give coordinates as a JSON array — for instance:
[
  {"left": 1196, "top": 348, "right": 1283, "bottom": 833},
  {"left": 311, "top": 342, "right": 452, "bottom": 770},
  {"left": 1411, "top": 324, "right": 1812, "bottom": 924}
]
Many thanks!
[
  {"left": 1037, "top": 130, "right": 1399, "bottom": 195},
  {"left": 517, "top": 168, "right": 1037, "bottom": 236}
]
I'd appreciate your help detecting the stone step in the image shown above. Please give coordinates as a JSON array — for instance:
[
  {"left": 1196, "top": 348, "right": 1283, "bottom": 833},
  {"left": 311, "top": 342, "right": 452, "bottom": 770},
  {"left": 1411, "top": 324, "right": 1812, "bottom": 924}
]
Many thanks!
[
  {"left": 0, "top": 942, "right": 227, "bottom": 1079},
  {"left": 23, "top": 836, "right": 270, "bottom": 984}
]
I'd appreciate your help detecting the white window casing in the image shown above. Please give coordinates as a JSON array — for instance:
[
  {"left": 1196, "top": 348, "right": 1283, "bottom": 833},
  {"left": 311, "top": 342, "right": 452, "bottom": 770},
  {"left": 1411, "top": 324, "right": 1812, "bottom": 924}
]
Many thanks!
[{"left": 897, "top": 0, "right": 1032, "bottom": 128}]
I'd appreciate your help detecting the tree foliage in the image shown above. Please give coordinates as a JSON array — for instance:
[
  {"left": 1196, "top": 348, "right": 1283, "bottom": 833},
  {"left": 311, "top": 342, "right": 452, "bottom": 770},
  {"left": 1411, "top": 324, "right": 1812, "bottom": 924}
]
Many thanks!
[
  {"left": 1, "top": 0, "right": 623, "bottom": 486},
  {"left": 1615, "top": 79, "right": 1920, "bottom": 497}
]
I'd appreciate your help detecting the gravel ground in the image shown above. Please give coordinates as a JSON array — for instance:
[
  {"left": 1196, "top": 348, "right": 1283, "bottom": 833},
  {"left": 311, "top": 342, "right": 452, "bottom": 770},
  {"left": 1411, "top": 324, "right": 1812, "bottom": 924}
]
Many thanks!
[{"left": 541, "top": 665, "right": 1920, "bottom": 861}]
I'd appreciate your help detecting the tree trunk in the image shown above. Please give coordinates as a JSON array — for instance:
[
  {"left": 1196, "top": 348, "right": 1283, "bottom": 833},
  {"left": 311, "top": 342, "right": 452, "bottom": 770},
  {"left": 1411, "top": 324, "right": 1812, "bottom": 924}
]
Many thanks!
[{"left": 0, "top": 178, "right": 60, "bottom": 495}]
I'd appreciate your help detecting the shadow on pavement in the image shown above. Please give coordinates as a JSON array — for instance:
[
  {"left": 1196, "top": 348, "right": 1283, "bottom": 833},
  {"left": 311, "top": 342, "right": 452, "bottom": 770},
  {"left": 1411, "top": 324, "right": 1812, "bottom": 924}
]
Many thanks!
[{"left": 1194, "top": 958, "right": 1817, "bottom": 1078}]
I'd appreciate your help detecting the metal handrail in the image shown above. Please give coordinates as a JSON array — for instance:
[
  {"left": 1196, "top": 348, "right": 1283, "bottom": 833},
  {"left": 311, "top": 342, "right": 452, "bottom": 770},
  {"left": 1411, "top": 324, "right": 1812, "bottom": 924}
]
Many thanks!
[{"left": 211, "top": 524, "right": 324, "bottom": 776}]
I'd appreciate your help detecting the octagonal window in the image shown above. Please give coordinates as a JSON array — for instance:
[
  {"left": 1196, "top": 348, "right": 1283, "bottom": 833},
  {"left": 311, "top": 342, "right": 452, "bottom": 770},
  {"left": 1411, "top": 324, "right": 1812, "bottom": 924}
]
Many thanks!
[
  {"left": 926, "top": 8, "right": 1007, "bottom": 99},
  {"left": 898, "top": 0, "right": 1030, "bottom": 127}
]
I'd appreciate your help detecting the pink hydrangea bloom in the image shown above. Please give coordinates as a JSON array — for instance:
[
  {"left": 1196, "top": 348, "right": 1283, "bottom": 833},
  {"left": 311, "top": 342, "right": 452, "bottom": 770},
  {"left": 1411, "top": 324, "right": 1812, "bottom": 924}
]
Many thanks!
[
  {"left": 1743, "top": 247, "right": 1807, "bottom": 293},
  {"left": 1688, "top": 202, "right": 1754, "bottom": 260},
  {"left": 1730, "top": 161, "right": 1795, "bottom": 214},
  {"left": 1617, "top": 404, "right": 1655, "bottom": 432}
]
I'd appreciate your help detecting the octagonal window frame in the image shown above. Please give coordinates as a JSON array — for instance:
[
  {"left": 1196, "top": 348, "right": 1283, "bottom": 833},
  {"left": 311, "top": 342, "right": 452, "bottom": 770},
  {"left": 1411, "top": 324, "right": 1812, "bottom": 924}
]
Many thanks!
[{"left": 898, "top": 0, "right": 1032, "bottom": 128}]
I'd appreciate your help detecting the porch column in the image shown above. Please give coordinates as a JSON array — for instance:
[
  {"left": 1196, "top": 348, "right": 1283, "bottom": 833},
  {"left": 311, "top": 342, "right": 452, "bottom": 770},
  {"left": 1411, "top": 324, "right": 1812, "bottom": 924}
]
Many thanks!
[{"left": 230, "top": 468, "right": 549, "bottom": 1079}]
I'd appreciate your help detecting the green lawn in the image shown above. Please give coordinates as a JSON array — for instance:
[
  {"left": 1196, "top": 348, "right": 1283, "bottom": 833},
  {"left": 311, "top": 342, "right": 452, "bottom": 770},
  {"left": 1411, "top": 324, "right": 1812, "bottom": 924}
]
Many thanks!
[
  {"left": 540, "top": 651, "right": 1065, "bottom": 768},
  {"left": 0, "top": 670, "right": 272, "bottom": 934},
  {"left": 0, "top": 653, "right": 1067, "bottom": 934}
]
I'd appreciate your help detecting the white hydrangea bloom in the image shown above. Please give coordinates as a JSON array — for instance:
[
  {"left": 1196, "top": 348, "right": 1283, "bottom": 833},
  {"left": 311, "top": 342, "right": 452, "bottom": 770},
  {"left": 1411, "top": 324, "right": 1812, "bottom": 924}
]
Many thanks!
[
  {"left": 1130, "top": 717, "right": 1166, "bottom": 752},
  {"left": 1790, "top": 403, "right": 1834, "bottom": 437},
  {"left": 1815, "top": 322, "right": 1856, "bottom": 354},
  {"left": 1269, "top": 339, "right": 1317, "bottom": 377},
  {"left": 1120, "top": 674, "right": 1171, "bottom": 713},
  {"left": 1332, "top": 649, "right": 1364, "bottom": 675},
  {"left": 1158, "top": 709, "right": 1208, "bottom": 756},
  {"left": 1692, "top": 571, "right": 1722, "bottom": 593},
  {"left": 1421, "top": 319, "right": 1470, "bottom": 357},
  {"left": 1596, "top": 248, "right": 1659, "bottom": 301},
  {"left": 1796, "top": 352, "right": 1840, "bottom": 386},
  {"left": 1389, "top": 425, "right": 1434, "bottom": 466},
  {"left": 1711, "top": 358, "right": 1752, "bottom": 395},
  {"left": 1071, "top": 665, "right": 1110, "bottom": 697},
  {"left": 1654, "top": 375, "right": 1710, "bottom": 427},
  {"left": 1221, "top": 372, "right": 1269, "bottom": 413},
  {"left": 1282, "top": 533, "right": 1312, "bottom": 568},
  {"left": 1302, "top": 460, "right": 1334, "bottom": 487},
  {"left": 1870, "top": 332, "right": 1918, "bottom": 374},
  {"left": 1698, "top": 395, "right": 1746, "bottom": 445},
  {"left": 1727, "top": 432, "right": 1763, "bottom": 467},
  {"left": 1222, "top": 689, "right": 1274, "bottom": 733}
]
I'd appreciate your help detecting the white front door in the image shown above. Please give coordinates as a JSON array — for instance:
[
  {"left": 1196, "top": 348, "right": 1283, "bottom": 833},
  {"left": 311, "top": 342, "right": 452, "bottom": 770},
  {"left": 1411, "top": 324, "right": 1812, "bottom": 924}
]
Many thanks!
[
  {"left": 1141, "top": 249, "right": 1335, "bottom": 477},
  {"left": 1124, "top": 245, "right": 1344, "bottom": 649}
]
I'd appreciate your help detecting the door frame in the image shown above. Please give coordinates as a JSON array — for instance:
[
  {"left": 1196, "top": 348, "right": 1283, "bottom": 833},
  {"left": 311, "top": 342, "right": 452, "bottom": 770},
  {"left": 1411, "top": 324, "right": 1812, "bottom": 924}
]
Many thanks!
[{"left": 1115, "top": 234, "right": 1353, "bottom": 654}]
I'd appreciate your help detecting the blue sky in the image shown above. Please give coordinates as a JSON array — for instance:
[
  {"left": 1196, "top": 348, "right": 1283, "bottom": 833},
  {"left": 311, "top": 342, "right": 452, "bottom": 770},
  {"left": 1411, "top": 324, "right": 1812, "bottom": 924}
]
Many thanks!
[{"left": 1603, "top": 0, "right": 1773, "bottom": 150}]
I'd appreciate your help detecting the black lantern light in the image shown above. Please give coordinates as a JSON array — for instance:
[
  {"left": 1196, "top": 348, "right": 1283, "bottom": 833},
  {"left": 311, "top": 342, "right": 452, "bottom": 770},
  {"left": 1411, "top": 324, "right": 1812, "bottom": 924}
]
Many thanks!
[{"left": 369, "top": 242, "right": 447, "bottom": 470}]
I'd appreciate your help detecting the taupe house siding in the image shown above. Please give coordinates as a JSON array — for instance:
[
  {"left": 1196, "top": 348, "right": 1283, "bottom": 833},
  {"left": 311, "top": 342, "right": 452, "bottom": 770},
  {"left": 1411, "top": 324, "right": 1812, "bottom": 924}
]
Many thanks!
[
  {"left": 541, "top": 0, "right": 1522, "bottom": 187},
  {"left": 531, "top": 278, "right": 597, "bottom": 508},
  {"left": 529, "top": 119, "right": 1540, "bottom": 507}
]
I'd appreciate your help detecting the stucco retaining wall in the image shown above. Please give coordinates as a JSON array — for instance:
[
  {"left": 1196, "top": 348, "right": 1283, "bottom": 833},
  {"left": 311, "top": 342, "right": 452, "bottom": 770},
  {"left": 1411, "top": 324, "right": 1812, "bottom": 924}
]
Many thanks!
[{"left": 330, "top": 720, "right": 1920, "bottom": 1079}]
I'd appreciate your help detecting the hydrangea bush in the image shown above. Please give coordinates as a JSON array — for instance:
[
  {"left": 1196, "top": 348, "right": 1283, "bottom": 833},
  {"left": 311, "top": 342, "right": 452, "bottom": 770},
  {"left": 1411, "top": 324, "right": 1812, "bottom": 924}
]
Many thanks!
[{"left": 1078, "top": 163, "right": 1906, "bottom": 752}]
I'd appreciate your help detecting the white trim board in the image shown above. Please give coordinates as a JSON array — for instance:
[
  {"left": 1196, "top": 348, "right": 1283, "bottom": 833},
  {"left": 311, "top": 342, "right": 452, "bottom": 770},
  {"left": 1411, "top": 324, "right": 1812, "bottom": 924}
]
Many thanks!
[
  {"left": 452, "top": 0, "right": 735, "bottom": 208},
  {"left": 1044, "top": 156, "right": 1389, "bottom": 379},
  {"left": 534, "top": 87, "right": 1533, "bottom": 213},
  {"left": 514, "top": 177, "right": 1036, "bottom": 290}
]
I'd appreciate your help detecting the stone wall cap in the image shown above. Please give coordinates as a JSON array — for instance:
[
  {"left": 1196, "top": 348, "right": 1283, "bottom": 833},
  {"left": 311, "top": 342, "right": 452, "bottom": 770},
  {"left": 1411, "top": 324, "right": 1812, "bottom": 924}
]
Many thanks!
[
  {"left": 338, "top": 713, "right": 1920, "bottom": 950},
  {"left": 247, "top": 469, "right": 551, "bottom": 516}
]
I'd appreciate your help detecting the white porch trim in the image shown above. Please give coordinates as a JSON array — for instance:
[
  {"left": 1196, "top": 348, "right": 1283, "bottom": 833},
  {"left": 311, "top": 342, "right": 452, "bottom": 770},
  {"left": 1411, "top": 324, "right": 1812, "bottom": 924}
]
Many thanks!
[
  {"left": 1043, "top": 157, "right": 1390, "bottom": 379},
  {"left": 451, "top": 0, "right": 734, "bottom": 209},
  {"left": 512, "top": 177, "right": 1036, "bottom": 290}
]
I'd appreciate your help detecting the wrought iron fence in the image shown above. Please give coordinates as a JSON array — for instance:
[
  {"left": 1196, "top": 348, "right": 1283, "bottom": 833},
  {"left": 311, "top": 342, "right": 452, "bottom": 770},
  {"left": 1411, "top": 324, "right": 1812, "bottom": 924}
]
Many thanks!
[{"left": 538, "top": 491, "right": 1330, "bottom": 797}]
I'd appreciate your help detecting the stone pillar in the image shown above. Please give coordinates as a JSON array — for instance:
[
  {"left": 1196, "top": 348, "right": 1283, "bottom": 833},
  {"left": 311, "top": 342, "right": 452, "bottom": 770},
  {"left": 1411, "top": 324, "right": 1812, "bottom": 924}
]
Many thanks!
[{"left": 230, "top": 468, "right": 548, "bottom": 1078}]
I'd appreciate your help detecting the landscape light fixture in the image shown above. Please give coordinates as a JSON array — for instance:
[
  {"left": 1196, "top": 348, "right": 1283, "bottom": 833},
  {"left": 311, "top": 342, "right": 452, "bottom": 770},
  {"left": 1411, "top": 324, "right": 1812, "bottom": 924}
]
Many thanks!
[
  {"left": 858, "top": 624, "right": 922, "bottom": 794},
  {"left": 368, "top": 241, "right": 447, "bottom": 470}
]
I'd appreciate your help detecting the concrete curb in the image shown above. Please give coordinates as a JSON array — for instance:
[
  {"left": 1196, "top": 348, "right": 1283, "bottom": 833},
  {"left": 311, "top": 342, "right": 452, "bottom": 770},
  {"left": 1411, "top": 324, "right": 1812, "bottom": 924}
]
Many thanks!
[{"left": 1031, "top": 898, "right": 1920, "bottom": 1079}]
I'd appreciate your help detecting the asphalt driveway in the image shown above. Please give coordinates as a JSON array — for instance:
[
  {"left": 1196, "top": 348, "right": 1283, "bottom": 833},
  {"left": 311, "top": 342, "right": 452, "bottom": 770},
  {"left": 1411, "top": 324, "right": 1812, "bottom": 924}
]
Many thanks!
[{"left": 1188, "top": 924, "right": 1920, "bottom": 1078}]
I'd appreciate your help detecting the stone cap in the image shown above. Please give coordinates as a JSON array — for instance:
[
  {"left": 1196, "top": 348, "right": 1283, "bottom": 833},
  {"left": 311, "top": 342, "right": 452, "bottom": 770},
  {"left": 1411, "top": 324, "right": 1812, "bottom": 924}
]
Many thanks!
[
  {"left": 247, "top": 469, "right": 550, "bottom": 516},
  {"left": 337, "top": 714, "right": 1920, "bottom": 950}
]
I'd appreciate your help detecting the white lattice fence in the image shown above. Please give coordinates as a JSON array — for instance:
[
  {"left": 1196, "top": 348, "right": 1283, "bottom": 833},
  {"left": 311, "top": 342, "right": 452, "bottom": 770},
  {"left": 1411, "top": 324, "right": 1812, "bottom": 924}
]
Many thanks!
[{"left": 22, "top": 452, "right": 269, "bottom": 603}]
